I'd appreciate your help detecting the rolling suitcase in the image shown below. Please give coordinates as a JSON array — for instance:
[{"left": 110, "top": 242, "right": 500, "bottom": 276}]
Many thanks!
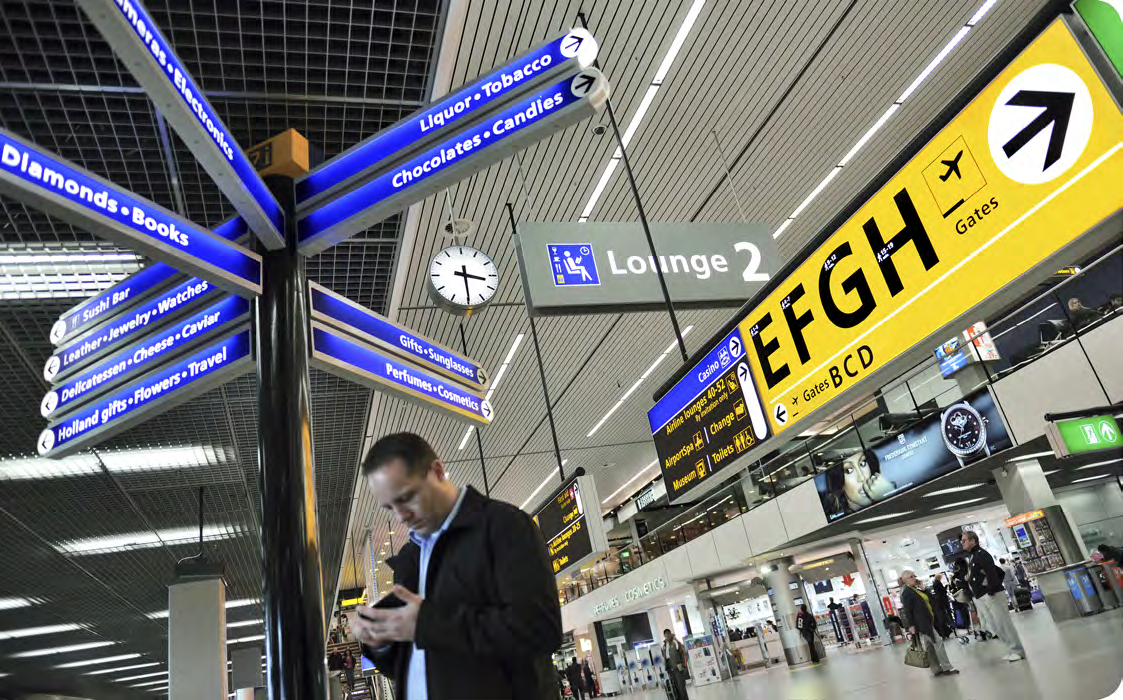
[{"left": 1014, "top": 586, "right": 1033, "bottom": 611}]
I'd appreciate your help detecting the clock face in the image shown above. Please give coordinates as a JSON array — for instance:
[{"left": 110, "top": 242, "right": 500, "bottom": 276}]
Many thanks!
[
  {"left": 943, "top": 406, "right": 984, "bottom": 455},
  {"left": 427, "top": 246, "right": 499, "bottom": 314}
]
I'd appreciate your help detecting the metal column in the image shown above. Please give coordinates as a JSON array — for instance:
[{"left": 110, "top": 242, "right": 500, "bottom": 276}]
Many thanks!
[{"left": 256, "top": 174, "right": 327, "bottom": 698}]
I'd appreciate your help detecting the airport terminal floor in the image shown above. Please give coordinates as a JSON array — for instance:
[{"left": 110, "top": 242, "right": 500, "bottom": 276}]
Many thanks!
[
  {"left": 2, "top": 0, "right": 1123, "bottom": 699},
  {"left": 630, "top": 610, "right": 1123, "bottom": 700}
]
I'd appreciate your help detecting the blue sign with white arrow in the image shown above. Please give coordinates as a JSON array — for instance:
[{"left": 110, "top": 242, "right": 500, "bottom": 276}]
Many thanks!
[
  {"left": 297, "top": 68, "right": 609, "bottom": 254},
  {"left": 310, "top": 323, "right": 493, "bottom": 426},
  {"left": 42, "top": 295, "right": 251, "bottom": 421},
  {"left": 49, "top": 215, "right": 248, "bottom": 346},
  {"left": 38, "top": 329, "right": 255, "bottom": 459},
  {"left": 75, "top": 0, "right": 284, "bottom": 249},
  {"left": 309, "top": 282, "right": 488, "bottom": 391},
  {"left": 45, "top": 278, "right": 221, "bottom": 384},
  {"left": 0, "top": 129, "right": 262, "bottom": 297},
  {"left": 648, "top": 328, "right": 751, "bottom": 434},
  {"left": 295, "top": 29, "right": 598, "bottom": 208}
]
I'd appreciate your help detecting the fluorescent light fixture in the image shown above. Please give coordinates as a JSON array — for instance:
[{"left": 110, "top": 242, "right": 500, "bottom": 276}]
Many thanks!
[
  {"left": 924, "top": 484, "right": 980, "bottom": 497},
  {"left": 55, "top": 524, "right": 243, "bottom": 556},
  {"left": 56, "top": 653, "right": 142, "bottom": 669},
  {"left": 117, "top": 670, "right": 168, "bottom": 682},
  {"left": 1071, "top": 474, "right": 1115, "bottom": 484},
  {"left": 934, "top": 497, "right": 988, "bottom": 510},
  {"left": 854, "top": 511, "right": 916, "bottom": 524},
  {"left": 1005, "top": 451, "right": 1054, "bottom": 463},
  {"left": 0, "top": 446, "right": 230, "bottom": 482},
  {"left": 0, "top": 271, "right": 139, "bottom": 301},
  {"left": 1076, "top": 458, "right": 1123, "bottom": 471},
  {"left": 0, "top": 623, "right": 82, "bottom": 640},
  {"left": 130, "top": 678, "right": 170, "bottom": 687},
  {"left": 0, "top": 597, "right": 36, "bottom": 611},
  {"left": 226, "top": 598, "right": 260, "bottom": 610},
  {"left": 1042, "top": 469, "right": 1061, "bottom": 476},
  {"left": 228, "top": 634, "right": 265, "bottom": 644},
  {"left": 588, "top": 328, "right": 693, "bottom": 438},
  {"left": 12, "top": 640, "right": 115, "bottom": 658},
  {"left": 0, "top": 252, "right": 141, "bottom": 265},
  {"left": 601, "top": 460, "right": 660, "bottom": 505},
  {"left": 227, "top": 619, "right": 263, "bottom": 628},
  {"left": 578, "top": 0, "right": 706, "bottom": 219},
  {"left": 85, "top": 661, "right": 160, "bottom": 675},
  {"left": 519, "top": 460, "right": 569, "bottom": 511},
  {"left": 772, "top": 0, "right": 994, "bottom": 239},
  {"left": 459, "top": 333, "right": 524, "bottom": 450}
]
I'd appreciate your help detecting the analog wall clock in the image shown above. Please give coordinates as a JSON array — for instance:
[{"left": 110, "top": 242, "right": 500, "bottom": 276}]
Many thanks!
[{"left": 426, "top": 245, "right": 499, "bottom": 316}]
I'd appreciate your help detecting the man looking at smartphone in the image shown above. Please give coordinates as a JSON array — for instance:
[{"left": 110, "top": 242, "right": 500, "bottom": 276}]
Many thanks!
[{"left": 350, "top": 432, "right": 562, "bottom": 698}]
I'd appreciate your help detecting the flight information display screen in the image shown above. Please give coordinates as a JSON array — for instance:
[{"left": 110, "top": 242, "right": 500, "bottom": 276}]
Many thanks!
[{"left": 533, "top": 474, "right": 605, "bottom": 577}]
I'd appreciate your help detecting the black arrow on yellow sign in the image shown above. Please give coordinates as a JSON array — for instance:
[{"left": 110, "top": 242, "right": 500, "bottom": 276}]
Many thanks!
[{"left": 1002, "top": 90, "right": 1074, "bottom": 171}]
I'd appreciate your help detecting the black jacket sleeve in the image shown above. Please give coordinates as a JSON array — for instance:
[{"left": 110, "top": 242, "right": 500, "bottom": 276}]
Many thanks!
[
  {"left": 361, "top": 642, "right": 404, "bottom": 676},
  {"left": 413, "top": 502, "right": 562, "bottom": 658},
  {"left": 973, "top": 548, "right": 1004, "bottom": 595}
]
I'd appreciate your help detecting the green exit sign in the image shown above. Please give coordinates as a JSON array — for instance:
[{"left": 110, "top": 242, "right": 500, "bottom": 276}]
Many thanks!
[{"left": 1047, "top": 414, "right": 1123, "bottom": 457}]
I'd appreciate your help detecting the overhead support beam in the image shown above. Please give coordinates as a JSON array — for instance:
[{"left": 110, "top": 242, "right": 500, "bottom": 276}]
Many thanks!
[{"left": 0, "top": 82, "right": 425, "bottom": 108}]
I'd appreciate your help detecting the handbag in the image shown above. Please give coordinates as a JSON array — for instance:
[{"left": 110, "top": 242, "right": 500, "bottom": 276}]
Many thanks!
[{"left": 903, "top": 634, "right": 931, "bottom": 669}]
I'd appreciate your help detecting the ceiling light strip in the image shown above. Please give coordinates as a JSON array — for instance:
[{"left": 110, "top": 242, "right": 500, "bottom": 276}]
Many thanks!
[
  {"left": 578, "top": 0, "right": 707, "bottom": 220},
  {"left": 519, "top": 459, "right": 568, "bottom": 511},
  {"left": 588, "top": 327, "right": 692, "bottom": 438},
  {"left": 85, "top": 661, "right": 160, "bottom": 675},
  {"left": 56, "top": 653, "right": 142, "bottom": 669},
  {"left": 934, "top": 496, "right": 988, "bottom": 510},
  {"left": 459, "top": 333, "right": 524, "bottom": 450},
  {"left": 601, "top": 459, "right": 660, "bottom": 505},
  {"left": 0, "top": 622, "right": 82, "bottom": 640},
  {"left": 13, "top": 640, "right": 115, "bottom": 658},
  {"left": 772, "top": 0, "right": 997, "bottom": 239}
]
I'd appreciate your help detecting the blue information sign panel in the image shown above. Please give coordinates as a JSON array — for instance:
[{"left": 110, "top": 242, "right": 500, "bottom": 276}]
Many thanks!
[
  {"left": 648, "top": 328, "right": 771, "bottom": 503},
  {"left": 0, "top": 129, "right": 262, "bottom": 296},
  {"left": 49, "top": 215, "right": 249, "bottom": 346},
  {"left": 37, "top": 329, "right": 255, "bottom": 459},
  {"left": 295, "top": 29, "right": 598, "bottom": 207},
  {"left": 297, "top": 69, "right": 609, "bottom": 254},
  {"left": 310, "top": 323, "right": 493, "bottom": 426},
  {"left": 309, "top": 282, "right": 488, "bottom": 391},
  {"left": 45, "top": 278, "right": 222, "bottom": 384},
  {"left": 42, "top": 295, "right": 251, "bottom": 421},
  {"left": 76, "top": 0, "right": 284, "bottom": 249}
]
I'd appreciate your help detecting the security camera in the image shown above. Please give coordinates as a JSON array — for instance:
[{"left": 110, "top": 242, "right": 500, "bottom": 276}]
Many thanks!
[{"left": 591, "top": 124, "right": 607, "bottom": 136}]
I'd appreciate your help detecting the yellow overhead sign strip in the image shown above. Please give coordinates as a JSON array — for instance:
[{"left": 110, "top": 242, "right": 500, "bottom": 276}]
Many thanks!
[{"left": 739, "top": 19, "right": 1123, "bottom": 435}]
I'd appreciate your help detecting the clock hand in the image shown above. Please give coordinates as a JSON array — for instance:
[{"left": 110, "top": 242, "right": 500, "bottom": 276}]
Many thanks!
[{"left": 461, "top": 265, "right": 471, "bottom": 300}]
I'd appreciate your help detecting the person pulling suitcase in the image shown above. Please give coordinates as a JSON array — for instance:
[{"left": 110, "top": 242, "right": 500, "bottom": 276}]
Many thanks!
[{"left": 662, "top": 629, "right": 689, "bottom": 700}]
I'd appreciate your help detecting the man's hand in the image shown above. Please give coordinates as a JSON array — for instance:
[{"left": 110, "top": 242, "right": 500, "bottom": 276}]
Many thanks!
[{"left": 351, "top": 586, "right": 424, "bottom": 647}]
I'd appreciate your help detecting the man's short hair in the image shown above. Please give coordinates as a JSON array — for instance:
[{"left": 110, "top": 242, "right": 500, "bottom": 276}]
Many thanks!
[
  {"left": 962, "top": 530, "right": 979, "bottom": 545},
  {"left": 363, "top": 432, "right": 438, "bottom": 477},
  {"left": 663, "top": 628, "right": 672, "bottom": 635}
]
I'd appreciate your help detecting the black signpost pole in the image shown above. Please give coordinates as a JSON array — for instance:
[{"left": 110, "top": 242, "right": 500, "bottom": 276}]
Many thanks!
[
  {"left": 457, "top": 322, "right": 491, "bottom": 495},
  {"left": 256, "top": 175, "right": 327, "bottom": 699},
  {"left": 576, "top": 12, "right": 688, "bottom": 363},
  {"left": 507, "top": 203, "right": 566, "bottom": 483}
]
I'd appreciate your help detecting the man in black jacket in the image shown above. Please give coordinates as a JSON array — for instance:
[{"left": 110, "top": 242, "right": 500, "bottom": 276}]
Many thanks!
[
  {"left": 350, "top": 432, "right": 562, "bottom": 699},
  {"left": 961, "top": 530, "right": 1025, "bottom": 661}
]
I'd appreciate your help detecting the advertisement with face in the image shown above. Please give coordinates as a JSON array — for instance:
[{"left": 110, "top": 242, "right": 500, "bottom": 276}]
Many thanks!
[{"left": 814, "top": 388, "right": 1010, "bottom": 522}]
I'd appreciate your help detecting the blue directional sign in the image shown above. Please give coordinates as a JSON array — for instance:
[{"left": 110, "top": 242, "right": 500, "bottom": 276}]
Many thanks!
[
  {"left": 548, "top": 243, "right": 600, "bottom": 286},
  {"left": 0, "top": 129, "right": 262, "bottom": 297},
  {"left": 308, "top": 283, "right": 488, "bottom": 391},
  {"left": 648, "top": 328, "right": 752, "bottom": 435},
  {"left": 310, "top": 323, "right": 493, "bottom": 426},
  {"left": 297, "top": 68, "right": 609, "bottom": 255},
  {"left": 42, "top": 295, "right": 251, "bottom": 421},
  {"left": 45, "top": 278, "right": 221, "bottom": 384},
  {"left": 295, "top": 29, "right": 598, "bottom": 208},
  {"left": 37, "top": 329, "right": 254, "bottom": 459},
  {"left": 75, "top": 0, "right": 284, "bottom": 249},
  {"left": 49, "top": 215, "right": 249, "bottom": 347}
]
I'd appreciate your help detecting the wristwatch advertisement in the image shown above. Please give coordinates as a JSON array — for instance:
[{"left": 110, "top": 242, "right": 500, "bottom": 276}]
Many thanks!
[{"left": 814, "top": 387, "right": 1011, "bottom": 522}]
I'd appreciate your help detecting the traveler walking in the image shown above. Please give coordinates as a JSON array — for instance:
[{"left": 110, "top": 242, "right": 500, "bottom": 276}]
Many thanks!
[
  {"left": 662, "top": 629, "right": 689, "bottom": 700},
  {"left": 582, "top": 659, "right": 598, "bottom": 698},
  {"left": 796, "top": 604, "right": 820, "bottom": 663},
  {"left": 962, "top": 530, "right": 1025, "bottom": 661},
  {"left": 899, "top": 570, "right": 959, "bottom": 676},
  {"left": 343, "top": 652, "right": 356, "bottom": 697},
  {"left": 565, "top": 658, "right": 586, "bottom": 700},
  {"left": 999, "top": 558, "right": 1018, "bottom": 607},
  {"left": 350, "top": 432, "right": 562, "bottom": 699}
]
